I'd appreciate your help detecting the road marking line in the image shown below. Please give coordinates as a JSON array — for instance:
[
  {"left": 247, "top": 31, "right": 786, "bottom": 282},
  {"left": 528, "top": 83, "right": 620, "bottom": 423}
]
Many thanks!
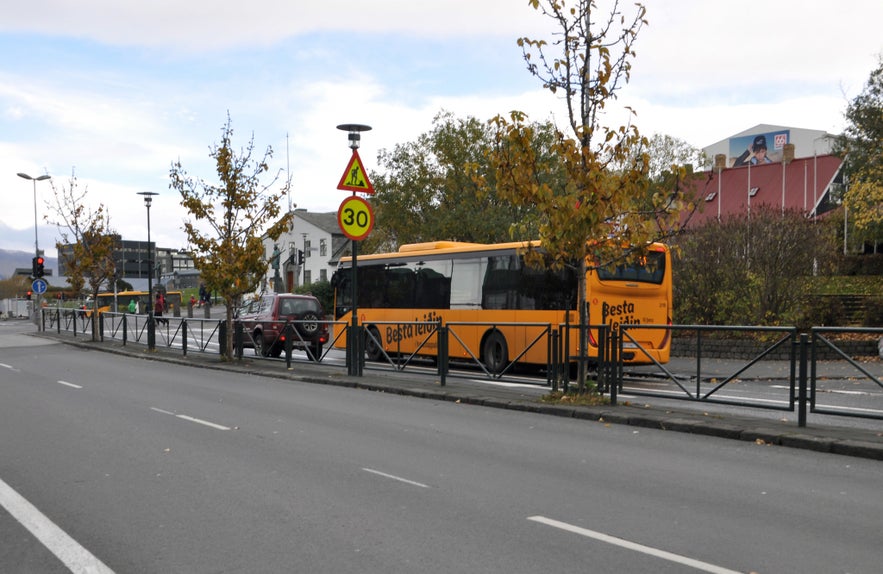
[
  {"left": 468, "top": 379, "right": 545, "bottom": 389},
  {"left": 150, "top": 407, "right": 230, "bottom": 431},
  {"left": 362, "top": 468, "right": 429, "bottom": 489},
  {"left": 175, "top": 414, "right": 231, "bottom": 431},
  {"left": 527, "top": 516, "right": 742, "bottom": 574},
  {"left": 0, "top": 477, "right": 115, "bottom": 574},
  {"left": 0, "top": 362, "right": 19, "bottom": 371},
  {"left": 57, "top": 380, "right": 83, "bottom": 389}
]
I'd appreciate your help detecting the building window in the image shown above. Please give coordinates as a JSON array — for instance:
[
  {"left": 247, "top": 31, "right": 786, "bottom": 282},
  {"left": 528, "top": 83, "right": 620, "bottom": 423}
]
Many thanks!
[
  {"left": 320, "top": 269, "right": 327, "bottom": 282},
  {"left": 305, "top": 240, "right": 311, "bottom": 259},
  {"left": 304, "top": 270, "right": 312, "bottom": 285},
  {"left": 320, "top": 238, "right": 327, "bottom": 257}
]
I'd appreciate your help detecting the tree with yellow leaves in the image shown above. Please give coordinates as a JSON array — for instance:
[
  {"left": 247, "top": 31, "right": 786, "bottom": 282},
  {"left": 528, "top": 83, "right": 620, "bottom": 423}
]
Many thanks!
[
  {"left": 46, "top": 171, "right": 119, "bottom": 341},
  {"left": 477, "top": 1, "right": 692, "bottom": 388},
  {"left": 171, "top": 115, "right": 290, "bottom": 359},
  {"left": 837, "top": 58, "right": 883, "bottom": 248}
]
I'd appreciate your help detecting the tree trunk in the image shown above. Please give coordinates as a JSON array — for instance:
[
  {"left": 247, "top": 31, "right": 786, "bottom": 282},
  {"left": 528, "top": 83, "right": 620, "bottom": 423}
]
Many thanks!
[{"left": 224, "top": 303, "right": 235, "bottom": 360}]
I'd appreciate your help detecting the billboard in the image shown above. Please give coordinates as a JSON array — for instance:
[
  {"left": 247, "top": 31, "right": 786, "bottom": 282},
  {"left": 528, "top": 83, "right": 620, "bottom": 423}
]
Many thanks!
[{"left": 729, "top": 130, "right": 790, "bottom": 167}]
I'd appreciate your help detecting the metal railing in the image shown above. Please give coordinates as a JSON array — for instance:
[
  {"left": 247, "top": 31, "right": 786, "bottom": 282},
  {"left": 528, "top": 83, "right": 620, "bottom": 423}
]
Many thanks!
[
  {"left": 810, "top": 327, "right": 883, "bottom": 421},
  {"left": 616, "top": 324, "right": 797, "bottom": 411},
  {"left": 39, "top": 306, "right": 883, "bottom": 426}
]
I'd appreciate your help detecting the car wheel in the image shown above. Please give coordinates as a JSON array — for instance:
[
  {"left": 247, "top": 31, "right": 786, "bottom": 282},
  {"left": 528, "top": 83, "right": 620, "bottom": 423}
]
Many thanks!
[
  {"left": 254, "top": 332, "right": 270, "bottom": 357},
  {"left": 482, "top": 330, "right": 508, "bottom": 374}
]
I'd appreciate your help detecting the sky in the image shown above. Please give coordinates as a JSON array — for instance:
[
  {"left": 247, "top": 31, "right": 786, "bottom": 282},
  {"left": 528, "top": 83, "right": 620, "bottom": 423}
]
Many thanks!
[{"left": 3, "top": 0, "right": 882, "bottom": 258}]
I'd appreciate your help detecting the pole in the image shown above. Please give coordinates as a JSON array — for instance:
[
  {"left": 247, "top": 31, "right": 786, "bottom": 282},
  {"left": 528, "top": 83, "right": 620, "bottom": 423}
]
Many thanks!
[
  {"left": 349, "top": 237, "right": 361, "bottom": 376},
  {"left": 147, "top": 201, "right": 155, "bottom": 350},
  {"left": 17, "top": 173, "right": 51, "bottom": 330},
  {"left": 32, "top": 178, "right": 41, "bottom": 329},
  {"left": 138, "top": 192, "right": 158, "bottom": 350}
]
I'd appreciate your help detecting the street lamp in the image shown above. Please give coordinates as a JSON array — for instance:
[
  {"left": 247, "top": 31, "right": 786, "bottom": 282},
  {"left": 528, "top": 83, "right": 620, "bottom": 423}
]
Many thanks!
[
  {"left": 336, "top": 123, "right": 371, "bottom": 376},
  {"left": 17, "top": 172, "right": 51, "bottom": 328},
  {"left": 138, "top": 191, "right": 159, "bottom": 350}
]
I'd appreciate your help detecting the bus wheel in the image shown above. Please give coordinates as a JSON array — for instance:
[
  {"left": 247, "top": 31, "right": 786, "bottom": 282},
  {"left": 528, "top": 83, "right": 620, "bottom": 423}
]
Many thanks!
[
  {"left": 365, "top": 327, "right": 383, "bottom": 362},
  {"left": 482, "top": 331, "right": 508, "bottom": 374}
]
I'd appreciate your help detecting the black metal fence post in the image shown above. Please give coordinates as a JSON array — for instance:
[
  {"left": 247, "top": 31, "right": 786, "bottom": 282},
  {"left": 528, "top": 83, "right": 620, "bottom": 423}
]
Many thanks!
[
  {"left": 234, "top": 321, "right": 244, "bottom": 360},
  {"left": 437, "top": 322, "right": 448, "bottom": 387},
  {"left": 181, "top": 319, "right": 188, "bottom": 357},
  {"left": 798, "top": 333, "right": 808, "bottom": 427},
  {"left": 550, "top": 329, "right": 560, "bottom": 392},
  {"left": 285, "top": 323, "right": 294, "bottom": 369}
]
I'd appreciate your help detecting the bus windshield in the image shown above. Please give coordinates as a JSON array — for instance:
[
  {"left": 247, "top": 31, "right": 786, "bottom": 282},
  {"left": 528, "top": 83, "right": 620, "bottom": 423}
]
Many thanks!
[{"left": 595, "top": 250, "right": 666, "bottom": 284}]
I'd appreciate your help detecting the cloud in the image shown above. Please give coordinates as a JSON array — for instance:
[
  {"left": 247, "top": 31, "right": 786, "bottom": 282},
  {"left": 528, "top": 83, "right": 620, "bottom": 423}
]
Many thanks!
[
  {"left": 3, "top": 1, "right": 544, "bottom": 51},
  {"left": 2, "top": 0, "right": 881, "bottom": 259}
]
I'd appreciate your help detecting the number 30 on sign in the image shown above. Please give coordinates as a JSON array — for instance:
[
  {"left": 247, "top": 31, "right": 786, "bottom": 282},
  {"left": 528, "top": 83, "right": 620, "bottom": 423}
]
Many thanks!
[{"left": 337, "top": 195, "right": 374, "bottom": 241}]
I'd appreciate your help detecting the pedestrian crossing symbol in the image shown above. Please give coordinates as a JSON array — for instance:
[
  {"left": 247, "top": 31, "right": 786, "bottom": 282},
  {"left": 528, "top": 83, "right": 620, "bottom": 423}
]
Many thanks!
[{"left": 336, "top": 149, "right": 375, "bottom": 194}]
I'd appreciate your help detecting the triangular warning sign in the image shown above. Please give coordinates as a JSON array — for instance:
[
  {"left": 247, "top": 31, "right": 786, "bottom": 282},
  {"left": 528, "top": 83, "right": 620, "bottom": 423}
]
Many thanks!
[{"left": 336, "top": 149, "right": 375, "bottom": 194}]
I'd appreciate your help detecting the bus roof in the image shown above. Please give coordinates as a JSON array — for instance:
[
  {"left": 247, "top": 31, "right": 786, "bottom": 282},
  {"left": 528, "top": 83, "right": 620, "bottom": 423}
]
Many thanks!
[{"left": 343, "top": 240, "right": 666, "bottom": 264}]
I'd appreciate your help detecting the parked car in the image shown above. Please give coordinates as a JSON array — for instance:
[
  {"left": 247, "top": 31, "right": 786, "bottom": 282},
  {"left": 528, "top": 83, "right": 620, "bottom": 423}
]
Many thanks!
[{"left": 237, "top": 293, "right": 328, "bottom": 360}]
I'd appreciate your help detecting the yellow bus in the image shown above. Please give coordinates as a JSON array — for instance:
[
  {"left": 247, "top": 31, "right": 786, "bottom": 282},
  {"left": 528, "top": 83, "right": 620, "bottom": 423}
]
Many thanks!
[
  {"left": 331, "top": 240, "right": 671, "bottom": 372},
  {"left": 93, "top": 290, "right": 183, "bottom": 315}
]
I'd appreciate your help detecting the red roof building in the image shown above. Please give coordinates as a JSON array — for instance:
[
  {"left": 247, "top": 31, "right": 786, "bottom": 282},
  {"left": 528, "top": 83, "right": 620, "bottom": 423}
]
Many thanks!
[{"left": 684, "top": 153, "right": 844, "bottom": 227}]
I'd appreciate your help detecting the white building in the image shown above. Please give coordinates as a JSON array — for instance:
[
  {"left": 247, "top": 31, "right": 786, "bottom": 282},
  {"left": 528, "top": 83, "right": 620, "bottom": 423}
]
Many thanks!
[
  {"left": 262, "top": 209, "right": 349, "bottom": 293},
  {"left": 702, "top": 124, "right": 836, "bottom": 168}
]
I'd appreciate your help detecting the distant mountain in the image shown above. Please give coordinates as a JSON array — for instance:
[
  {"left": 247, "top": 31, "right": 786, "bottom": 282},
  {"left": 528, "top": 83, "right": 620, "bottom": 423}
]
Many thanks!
[{"left": 0, "top": 249, "right": 57, "bottom": 280}]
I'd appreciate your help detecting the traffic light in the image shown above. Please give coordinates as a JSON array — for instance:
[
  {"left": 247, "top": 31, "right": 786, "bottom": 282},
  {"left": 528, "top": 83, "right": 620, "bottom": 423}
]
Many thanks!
[
  {"left": 296, "top": 249, "right": 304, "bottom": 266},
  {"left": 34, "top": 256, "right": 45, "bottom": 278},
  {"left": 26, "top": 290, "right": 32, "bottom": 300}
]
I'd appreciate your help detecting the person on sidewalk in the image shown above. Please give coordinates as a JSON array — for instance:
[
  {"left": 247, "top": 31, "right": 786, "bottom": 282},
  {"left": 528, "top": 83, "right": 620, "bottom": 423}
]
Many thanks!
[{"left": 154, "top": 292, "right": 168, "bottom": 326}]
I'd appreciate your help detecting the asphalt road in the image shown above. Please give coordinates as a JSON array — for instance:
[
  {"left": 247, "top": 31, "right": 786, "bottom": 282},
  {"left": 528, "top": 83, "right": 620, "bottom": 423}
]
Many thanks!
[{"left": 2, "top": 322, "right": 882, "bottom": 573}]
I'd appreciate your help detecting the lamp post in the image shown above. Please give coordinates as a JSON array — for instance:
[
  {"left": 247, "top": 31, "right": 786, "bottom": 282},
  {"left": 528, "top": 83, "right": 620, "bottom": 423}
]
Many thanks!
[
  {"left": 138, "top": 192, "right": 159, "bottom": 350},
  {"left": 17, "top": 172, "right": 51, "bottom": 328},
  {"left": 336, "top": 123, "right": 371, "bottom": 376}
]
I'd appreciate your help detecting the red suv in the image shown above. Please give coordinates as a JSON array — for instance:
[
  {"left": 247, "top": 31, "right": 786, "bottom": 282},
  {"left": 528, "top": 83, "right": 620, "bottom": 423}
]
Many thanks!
[{"left": 237, "top": 293, "right": 328, "bottom": 360}]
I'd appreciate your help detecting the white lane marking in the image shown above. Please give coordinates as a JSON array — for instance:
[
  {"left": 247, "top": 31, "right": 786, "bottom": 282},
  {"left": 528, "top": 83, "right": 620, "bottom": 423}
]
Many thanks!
[
  {"left": 0, "top": 477, "right": 115, "bottom": 574},
  {"left": 620, "top": 389, "right": 789, "bottom": 406},
  {"left": 362, "top": 468, "right": 429, "bottom": 489},
  {"left": 150, "top": 407, "right": 231, "bottom": 431},
  {"left": 0, "top": 362, "right": 19, "bottom": 371},
  {"left": 528, "top": 516, "right": 743, "bottom": 574},
  {"left": 57, "top": 380, "right": 83, "bottom": 389},
  {"left": 174, "top": 414, "right": 231, "bottom": 431},
  {"left": 468, "top": 379, "right": 546, "bottom": 390}
]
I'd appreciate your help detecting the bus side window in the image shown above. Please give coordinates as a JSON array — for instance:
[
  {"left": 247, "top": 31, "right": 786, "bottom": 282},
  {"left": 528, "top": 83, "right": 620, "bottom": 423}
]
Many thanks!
[
  {"left": 415, "top": 261, "right": 451, "bottom": 309},
  {"left": 482, "top": 255, "right": 519, "bottom": 310},
  {"left": 450, "top": 258, "right": 483, "bottom": 309}
]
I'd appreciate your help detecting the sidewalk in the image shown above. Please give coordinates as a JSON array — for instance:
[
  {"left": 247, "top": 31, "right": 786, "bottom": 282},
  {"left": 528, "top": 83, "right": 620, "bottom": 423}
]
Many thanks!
[{"left": 36, "top": 331, "right": 883, "bottom": 461}]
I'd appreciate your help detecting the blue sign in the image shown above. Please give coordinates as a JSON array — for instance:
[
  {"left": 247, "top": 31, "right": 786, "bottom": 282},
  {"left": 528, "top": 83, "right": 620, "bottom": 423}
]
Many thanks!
[{"left": 32, "top": 279, "right": 47, "bottom": 294}]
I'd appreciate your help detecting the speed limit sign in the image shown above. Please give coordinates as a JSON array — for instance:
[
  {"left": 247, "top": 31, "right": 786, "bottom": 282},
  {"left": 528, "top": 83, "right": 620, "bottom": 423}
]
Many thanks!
[{"left": 337, "top": 195, "right": 374, "bottom": 241}]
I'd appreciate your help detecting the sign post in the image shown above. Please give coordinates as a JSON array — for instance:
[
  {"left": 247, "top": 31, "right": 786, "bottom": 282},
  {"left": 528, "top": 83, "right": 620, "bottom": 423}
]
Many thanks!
[{"left": 336, "top": 123, "right": 374, "bottom": 376}]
